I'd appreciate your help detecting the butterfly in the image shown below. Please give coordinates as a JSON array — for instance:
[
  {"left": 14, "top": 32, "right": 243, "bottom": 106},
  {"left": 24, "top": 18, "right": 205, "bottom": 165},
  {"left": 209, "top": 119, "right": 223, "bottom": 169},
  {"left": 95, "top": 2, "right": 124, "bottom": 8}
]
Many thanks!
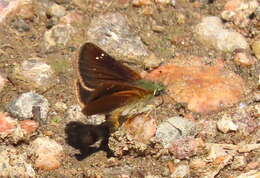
[{"left": 75, "top": 42, "right": 164, "bottom": 131}]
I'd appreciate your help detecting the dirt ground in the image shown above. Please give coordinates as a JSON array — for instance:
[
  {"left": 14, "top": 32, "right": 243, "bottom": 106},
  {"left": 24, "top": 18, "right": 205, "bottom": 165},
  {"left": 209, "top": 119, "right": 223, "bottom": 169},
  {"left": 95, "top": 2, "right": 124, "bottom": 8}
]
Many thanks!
[{"left": 0, "top": 0, "right": 259, "bottom": 177}]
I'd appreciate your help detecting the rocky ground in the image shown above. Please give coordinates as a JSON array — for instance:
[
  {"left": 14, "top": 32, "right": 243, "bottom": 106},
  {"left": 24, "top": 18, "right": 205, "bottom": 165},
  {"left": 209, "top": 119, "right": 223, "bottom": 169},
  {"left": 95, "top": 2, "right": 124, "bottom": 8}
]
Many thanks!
[{"left": 0, "top": 0, "right": 259, "bottom": 177}]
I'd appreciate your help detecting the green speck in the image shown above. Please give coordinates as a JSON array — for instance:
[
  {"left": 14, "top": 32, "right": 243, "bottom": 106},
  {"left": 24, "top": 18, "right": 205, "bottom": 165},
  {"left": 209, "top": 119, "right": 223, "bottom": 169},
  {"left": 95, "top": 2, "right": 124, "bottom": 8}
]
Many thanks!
[{"left": 52, "top": 116, "right": 61, "bottom": 123}]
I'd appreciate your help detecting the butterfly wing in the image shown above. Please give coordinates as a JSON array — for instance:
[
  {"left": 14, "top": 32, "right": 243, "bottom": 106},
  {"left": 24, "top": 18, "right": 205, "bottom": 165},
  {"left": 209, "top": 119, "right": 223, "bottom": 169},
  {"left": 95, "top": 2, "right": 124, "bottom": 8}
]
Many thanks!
[
  {"left": 75, "top": 80, "right": 151, "bottom": 116},
  {"left": 77, "top": 43, "right": 141, "bottom": 89}
]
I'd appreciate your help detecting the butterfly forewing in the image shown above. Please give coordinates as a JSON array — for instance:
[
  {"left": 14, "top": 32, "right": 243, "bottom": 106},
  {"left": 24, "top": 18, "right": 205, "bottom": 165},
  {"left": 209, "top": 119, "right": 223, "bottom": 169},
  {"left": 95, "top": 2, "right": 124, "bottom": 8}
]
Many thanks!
[{"left": 78, "top": 43, "right": 141, "bottom": 89}]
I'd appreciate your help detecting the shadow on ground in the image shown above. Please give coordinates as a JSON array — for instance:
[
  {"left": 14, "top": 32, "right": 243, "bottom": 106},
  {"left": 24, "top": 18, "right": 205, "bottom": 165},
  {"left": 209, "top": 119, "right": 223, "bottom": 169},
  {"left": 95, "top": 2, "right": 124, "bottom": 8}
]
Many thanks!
[{"left": 65, "top": 121, "right": 113, "bottom": 161}]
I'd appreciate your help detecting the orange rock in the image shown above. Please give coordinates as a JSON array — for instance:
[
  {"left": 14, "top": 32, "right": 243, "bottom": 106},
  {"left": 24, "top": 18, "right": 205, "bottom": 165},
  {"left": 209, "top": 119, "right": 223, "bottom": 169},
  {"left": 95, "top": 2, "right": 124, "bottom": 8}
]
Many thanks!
[
  {"left": 145, "top": 61, "right": 245, "bottom": 113},
  {"left": 0, "top": 112, "right": 16, "bottom": 134}
]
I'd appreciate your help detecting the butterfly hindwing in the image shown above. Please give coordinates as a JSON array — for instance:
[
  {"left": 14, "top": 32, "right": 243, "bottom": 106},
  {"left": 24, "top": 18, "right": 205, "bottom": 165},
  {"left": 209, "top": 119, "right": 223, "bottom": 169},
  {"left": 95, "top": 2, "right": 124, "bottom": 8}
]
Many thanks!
[{"left": 75, "top": 80, "right": 151, "bottom": 116}]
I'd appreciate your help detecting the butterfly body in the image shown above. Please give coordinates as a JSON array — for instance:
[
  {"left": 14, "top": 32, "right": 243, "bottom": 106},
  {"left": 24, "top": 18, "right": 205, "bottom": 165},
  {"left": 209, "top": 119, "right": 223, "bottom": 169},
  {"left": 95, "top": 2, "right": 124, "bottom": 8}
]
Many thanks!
[{"left": 76, "top": 43, "right": 164, "bottom": 130}]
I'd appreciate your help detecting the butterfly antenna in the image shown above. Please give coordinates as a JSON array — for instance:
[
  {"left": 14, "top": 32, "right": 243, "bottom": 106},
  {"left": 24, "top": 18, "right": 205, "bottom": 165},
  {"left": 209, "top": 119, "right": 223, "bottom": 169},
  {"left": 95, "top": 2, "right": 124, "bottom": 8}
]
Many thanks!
[{"left": 155, "top": 95, "right": 164, "bottom": 108}]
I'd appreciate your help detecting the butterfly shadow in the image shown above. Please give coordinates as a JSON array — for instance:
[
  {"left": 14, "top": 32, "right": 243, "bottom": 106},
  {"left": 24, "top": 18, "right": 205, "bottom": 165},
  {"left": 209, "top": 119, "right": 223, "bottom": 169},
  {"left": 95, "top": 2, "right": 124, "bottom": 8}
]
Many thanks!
[{"left": 65, "top": 121, "right": 113, "bottom": 161}]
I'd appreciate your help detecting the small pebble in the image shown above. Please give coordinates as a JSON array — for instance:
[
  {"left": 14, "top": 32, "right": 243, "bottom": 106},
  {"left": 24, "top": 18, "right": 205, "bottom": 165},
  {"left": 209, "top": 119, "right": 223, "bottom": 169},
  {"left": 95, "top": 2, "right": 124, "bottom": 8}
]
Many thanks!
[
  {"left": 47, "top": 3, "right": 66, "bottom": 18},
  {"left": 132, "top": 0, "right": 152, "bottom": 6},
  {"left": 252, "top": 40, "right": 260, "bottom": 60},
  {"left": 152, "top": 25, "right": 164, "bottom": 33},
  {"left": 54, "top": 102, "right": 67, "bottom": 112},
  {"left": 168, "top": 137, "right": 205, "bottom": 159},
  {"left": 156, "top": 116, "right": 197, "bottom": 148},
  {"left": 217, "top": 115, "right": 238, "bottom": 133},
  {"left": 44, "top": 24, "right": 74, "bottom": 50},
  {"left": 234, "top": 50, "right": 256, "bottom": 66}
]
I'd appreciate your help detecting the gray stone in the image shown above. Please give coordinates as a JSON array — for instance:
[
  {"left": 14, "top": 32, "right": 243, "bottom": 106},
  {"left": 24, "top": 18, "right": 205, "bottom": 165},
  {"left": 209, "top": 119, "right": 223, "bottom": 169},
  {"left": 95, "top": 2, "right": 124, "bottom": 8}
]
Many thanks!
[
  {"left": 194, "top": 16, "right": 249, "bottom": 52},
  {"left": 156, "top": 116, "right": 197, "bottom": 148},
  {"left": 87, "top": 13, "right": 149, "bottom": 59},
  {"left": 7, "top": 91, "right": 49, "bottom": 120}
]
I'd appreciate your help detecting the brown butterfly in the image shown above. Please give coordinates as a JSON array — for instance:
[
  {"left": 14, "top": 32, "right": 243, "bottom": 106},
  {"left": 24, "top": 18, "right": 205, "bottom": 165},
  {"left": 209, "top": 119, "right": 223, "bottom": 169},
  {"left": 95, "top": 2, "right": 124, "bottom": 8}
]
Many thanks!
[{"left": 75, "top": 43, "right": 164, "bottom": 130}]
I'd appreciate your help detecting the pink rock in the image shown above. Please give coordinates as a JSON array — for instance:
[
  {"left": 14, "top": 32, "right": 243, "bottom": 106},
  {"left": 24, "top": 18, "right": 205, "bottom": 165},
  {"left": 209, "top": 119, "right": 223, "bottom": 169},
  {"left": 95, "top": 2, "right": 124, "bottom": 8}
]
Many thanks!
[
  {"left": 168, "top": 137, "right": 205, "bottom": 159},
  {"left": 0, "top": 112, "right": 17, "bottom": 135},
  {"left": 145, "top": 59, "right": 245, "bottom": 113},
  {"left": 31, "top": 137, "right": 63, "bottom": 170},
  {"left": 20, "top": 120, "right": 39, "bottom": 134}
]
